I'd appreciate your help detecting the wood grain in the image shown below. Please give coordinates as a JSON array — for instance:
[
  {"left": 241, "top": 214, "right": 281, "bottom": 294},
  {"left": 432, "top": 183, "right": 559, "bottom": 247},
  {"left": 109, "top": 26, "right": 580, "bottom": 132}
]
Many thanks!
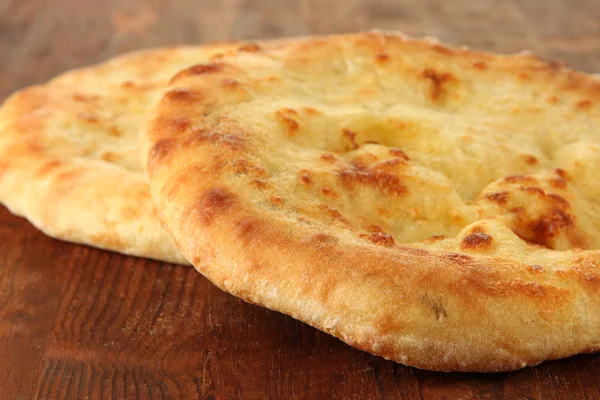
[{"left": 0, "top": 0, "right": 599, "bottom": 398}]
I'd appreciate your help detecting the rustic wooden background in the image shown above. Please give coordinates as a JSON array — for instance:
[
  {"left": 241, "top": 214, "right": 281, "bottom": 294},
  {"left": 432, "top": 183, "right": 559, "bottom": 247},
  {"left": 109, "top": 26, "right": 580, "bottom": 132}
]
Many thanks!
[{"left": 1, "top": 0, "right": 600, "bottom": 398}]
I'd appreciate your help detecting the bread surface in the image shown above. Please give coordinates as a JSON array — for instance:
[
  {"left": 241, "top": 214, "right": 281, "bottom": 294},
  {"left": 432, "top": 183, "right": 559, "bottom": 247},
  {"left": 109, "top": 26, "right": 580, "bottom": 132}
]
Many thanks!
[
  {"left": 0, "top": 44, "right": 240, "bottom": 263},
  {"left": 143, "top": 32, "right": 600, "bottom": 370}
]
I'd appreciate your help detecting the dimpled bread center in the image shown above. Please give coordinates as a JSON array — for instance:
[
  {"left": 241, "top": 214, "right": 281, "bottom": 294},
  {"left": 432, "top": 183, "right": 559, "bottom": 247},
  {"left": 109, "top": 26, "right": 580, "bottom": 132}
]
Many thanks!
[{"left": 192, "top": 39, "right": 600, "bottom": 254}]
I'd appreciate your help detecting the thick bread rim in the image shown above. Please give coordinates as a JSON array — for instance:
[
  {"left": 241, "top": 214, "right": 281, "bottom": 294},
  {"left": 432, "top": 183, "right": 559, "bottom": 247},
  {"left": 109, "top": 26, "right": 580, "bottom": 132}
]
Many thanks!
[
  {"left": 142, "top": 31, "right": 600, "bottom": 371},
  {"left": 0, "top": 44, "right": 242, "bottom": 264}
]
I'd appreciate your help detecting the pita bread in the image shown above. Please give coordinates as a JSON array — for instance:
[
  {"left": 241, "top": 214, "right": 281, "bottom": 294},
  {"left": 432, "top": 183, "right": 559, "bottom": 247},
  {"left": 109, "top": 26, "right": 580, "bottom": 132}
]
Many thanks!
[
  {"left": 0, "top": 44, "right": 240, "bottom": 264},
  {"left": 143, "top": 31, "right": 600, "bottom": 371}
]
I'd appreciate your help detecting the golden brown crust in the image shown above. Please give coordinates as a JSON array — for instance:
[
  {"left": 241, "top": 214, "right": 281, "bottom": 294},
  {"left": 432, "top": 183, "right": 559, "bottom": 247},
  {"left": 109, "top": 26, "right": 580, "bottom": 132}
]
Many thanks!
[
  {"left": 0, "top": 43, "right": 249, "bottom": 263},
  {"left": 142, "top": 31, "right": 600, "bottom": 370}
]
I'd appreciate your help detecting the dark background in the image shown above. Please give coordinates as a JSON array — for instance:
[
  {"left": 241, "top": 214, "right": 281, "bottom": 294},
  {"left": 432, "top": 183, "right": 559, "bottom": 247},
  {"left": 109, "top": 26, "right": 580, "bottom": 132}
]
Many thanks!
[{"left": 1, "top": 0, "right": 599, "bottom": 398}]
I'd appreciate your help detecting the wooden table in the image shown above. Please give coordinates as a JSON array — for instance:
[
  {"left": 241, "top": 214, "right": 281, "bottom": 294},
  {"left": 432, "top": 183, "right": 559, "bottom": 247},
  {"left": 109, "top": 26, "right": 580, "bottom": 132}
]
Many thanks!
[{"left": 1, "top": 0, "right": 599, "bottom": 398}]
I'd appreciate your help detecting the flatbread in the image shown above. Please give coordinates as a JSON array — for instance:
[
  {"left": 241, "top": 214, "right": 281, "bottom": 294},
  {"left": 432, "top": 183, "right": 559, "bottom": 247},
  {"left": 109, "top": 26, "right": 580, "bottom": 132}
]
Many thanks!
[
  {"left": 142, "top": 31, "right": 600, "bottom": 371},
  {"left": 0, "top": 44, "right": 242, "bottom": 264}
]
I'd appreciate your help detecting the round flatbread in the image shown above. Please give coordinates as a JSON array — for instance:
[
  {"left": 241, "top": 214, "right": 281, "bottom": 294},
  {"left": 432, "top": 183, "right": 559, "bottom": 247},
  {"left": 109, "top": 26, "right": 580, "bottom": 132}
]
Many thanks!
[
  {"left": 0, "top": 43, "right": 243, "bottom": 264},
  {"left": 142, "top": 32, "right": 600, "bottom": 370}
]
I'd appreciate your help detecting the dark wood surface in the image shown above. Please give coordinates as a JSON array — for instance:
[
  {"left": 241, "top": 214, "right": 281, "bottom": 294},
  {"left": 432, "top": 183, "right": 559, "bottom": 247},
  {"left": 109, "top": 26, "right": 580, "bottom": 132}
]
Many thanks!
[{"left": 1, "top": 0, "right": 600, "bottom": 398}]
